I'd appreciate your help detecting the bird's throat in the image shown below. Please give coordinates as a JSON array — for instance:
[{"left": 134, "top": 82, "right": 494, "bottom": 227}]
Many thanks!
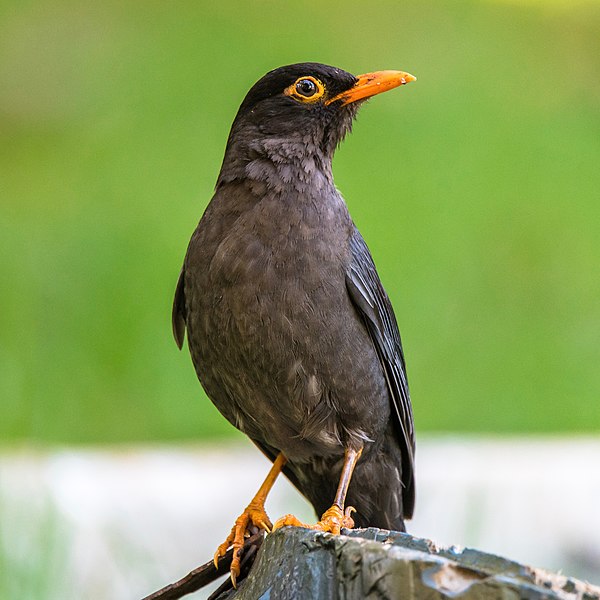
[{"left": 219, "top": 137, "right": 334, "bottom": 196}]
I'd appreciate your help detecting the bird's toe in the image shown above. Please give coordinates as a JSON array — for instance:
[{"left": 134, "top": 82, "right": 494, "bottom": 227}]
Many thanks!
[
  {"left": 272, "top": 504, "right": 355, "bottom": 536},
  {"left": 313, "top": 504, "right": 355, "bottom": 535},
  {"left": 272, "top": 513, "right": 310, "bottom": 531},
  {"left": 214, "top": 500, "right": 272, "bottom": 587}
]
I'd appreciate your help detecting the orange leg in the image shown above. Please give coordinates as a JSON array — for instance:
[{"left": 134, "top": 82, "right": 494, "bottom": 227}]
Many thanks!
[
  {"left": 273, "top": 447, "right": 362, "bottom": 535},
  {"left": 214, "top": 452, "right": 287, "bottom": 587}
]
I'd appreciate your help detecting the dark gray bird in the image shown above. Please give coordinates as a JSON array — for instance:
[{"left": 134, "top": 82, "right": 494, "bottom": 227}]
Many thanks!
[{"left": 172, "top": 62, "right": 416, "bottom": 583}]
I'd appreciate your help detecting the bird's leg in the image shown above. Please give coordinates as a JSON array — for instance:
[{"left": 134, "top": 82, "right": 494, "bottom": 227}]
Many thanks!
[
  {"left": 214, "top": 452, "right": 286, "bottom": 587},
  {"left": 273, "top": 447, "right": 363, "bottom": 535}
]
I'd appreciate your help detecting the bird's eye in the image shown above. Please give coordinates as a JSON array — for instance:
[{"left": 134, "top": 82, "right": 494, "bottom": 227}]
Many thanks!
[
  {"left": 284, "top": 76, "right": 325, "bottom": 103},
  {"left": 296, "top": 79, "right": 317, "bottom": 97}
]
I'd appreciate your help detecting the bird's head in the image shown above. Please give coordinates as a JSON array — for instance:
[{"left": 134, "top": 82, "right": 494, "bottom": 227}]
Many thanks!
[{"left": 218, "top": 63, "right": 415, "bottom": 189}]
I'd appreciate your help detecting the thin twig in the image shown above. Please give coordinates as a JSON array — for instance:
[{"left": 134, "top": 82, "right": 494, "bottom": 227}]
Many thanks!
[
  {"left": 207, "top": 541, "right": 260, "bottom": 600},
  {"left": 141, "top": 531, "right": 264, "bottom": 600}
]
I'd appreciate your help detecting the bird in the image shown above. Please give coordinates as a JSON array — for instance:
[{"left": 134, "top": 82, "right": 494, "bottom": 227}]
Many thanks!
[{"left": 172, "top": 62, "right": 416, "bottom": 584}]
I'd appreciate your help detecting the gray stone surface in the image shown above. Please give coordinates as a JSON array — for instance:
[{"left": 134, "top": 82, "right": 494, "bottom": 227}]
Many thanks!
[{"left": 231, "top": 527, "right": 600, "bottom": 600}]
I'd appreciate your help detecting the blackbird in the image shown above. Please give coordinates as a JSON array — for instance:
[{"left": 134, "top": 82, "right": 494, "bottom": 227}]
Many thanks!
[{"left": 172, "top": 62, "right": 416, "bottom": 583}]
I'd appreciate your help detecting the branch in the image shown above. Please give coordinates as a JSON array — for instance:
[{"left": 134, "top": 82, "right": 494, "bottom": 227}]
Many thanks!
[{"left": 141, "top": 531, "right": 264, "bottom": 600}]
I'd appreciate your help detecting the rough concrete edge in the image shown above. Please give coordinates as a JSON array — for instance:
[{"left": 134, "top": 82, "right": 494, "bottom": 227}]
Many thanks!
[
  {"left": 345, "top": 528, "right": 600, "bottom": 600},
  {"left": 229, "top": 527, "right": 600, "bottom": 599}
]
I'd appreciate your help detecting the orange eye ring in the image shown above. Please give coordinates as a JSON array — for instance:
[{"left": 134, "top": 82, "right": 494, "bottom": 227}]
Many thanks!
[{"left": 284, "top": 76, "right": 325, "bottom": 103}]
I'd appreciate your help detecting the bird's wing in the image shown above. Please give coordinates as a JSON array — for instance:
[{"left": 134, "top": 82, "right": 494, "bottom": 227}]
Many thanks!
[
  {"left": 172, "top": 268, "right": 186, "bottom": 349},
  {"left": 345, "top": 230, "right": 415, "bottom": 518}
]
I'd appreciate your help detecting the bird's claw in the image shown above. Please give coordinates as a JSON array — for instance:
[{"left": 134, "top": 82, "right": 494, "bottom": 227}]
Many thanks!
[
  {"left": 213, "top": 501, "right": 272, "bottom": 587},
  {"left": 272, "top": 504, "right": 356, "bottom": 536},
  {"left": 315, "top": 504, "right": 355, "bottom": 534}
]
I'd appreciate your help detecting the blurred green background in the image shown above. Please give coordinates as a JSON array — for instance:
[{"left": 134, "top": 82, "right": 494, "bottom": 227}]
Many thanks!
[{"left": 1, "top": 0, "right": 599, "bottom": 444}]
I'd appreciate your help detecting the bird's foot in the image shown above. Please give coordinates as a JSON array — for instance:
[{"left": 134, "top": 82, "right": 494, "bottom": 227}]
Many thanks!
[
  {"left": 214, "top": 500, "right": 272, "bottom": 587},
  {"left": 273, "top": 504, "right": 355, "bottom": 535},
  {"left": 316, "top": 504, "right": 356, "bottom": 534}
]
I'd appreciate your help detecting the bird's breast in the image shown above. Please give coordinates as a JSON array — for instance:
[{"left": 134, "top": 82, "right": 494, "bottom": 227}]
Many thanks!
[
  {"left": 204, "top": 193, "right": 353, "bottom": 365},
  {"left": 185, "top": 189, "right": 388, "bottom": 458}
]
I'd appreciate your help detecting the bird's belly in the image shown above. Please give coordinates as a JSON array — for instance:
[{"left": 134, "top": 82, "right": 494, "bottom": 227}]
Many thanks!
[{"left": 186, "top": 220, "right": 389, "bottom": 460}]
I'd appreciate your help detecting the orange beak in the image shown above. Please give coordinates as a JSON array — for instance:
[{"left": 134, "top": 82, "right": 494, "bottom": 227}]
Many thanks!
[{"left": 326, "top": 70, "right": 416, "bottom": 106}]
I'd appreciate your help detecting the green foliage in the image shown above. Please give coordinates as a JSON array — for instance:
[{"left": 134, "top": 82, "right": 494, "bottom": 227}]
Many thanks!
[{"left": 1, "top": 0, "right": 599, "bottom": 442}]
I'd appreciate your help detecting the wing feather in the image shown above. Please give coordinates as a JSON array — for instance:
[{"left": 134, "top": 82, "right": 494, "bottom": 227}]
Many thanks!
[
  {"left": 346, "top": 230, "right": 415, "bottom": 518},
  {"left": 172, "top": 268, "right": 187, "bottom": 350}
]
